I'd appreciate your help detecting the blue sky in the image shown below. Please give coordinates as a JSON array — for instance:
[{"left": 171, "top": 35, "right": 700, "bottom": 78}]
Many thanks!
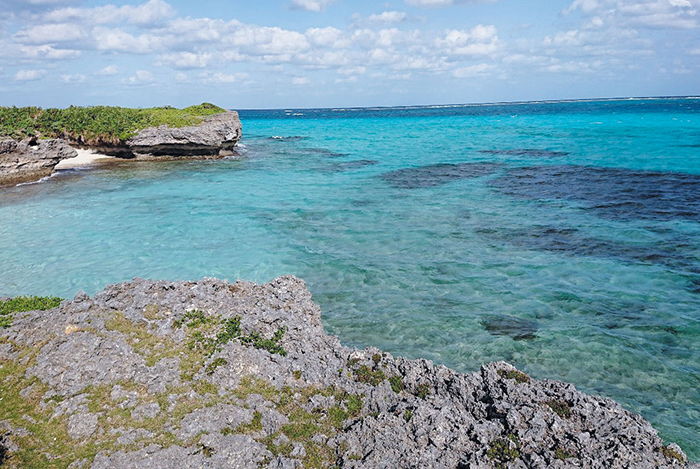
[{"left": 1, "top": 0, "right": 698, "bottom": 108}]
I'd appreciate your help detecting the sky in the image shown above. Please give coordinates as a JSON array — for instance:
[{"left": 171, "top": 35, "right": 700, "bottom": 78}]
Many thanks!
[{"left": 0, "top": 0, "right": 698, "bottom": 109}]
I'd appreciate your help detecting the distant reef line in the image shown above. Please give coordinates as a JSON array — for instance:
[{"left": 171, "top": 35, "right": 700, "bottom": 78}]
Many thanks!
[{"left": 0, "top": 103, "right": 242, "bottom": 187}]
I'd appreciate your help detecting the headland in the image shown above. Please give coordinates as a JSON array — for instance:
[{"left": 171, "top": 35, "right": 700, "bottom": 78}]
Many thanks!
[{"left": 0, "top": 103, "right": 241, "bottom": 187}]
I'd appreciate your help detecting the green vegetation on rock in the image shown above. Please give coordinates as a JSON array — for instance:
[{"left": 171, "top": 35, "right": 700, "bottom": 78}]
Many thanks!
[
  {"left": 389, "top": 375, "right": 404, "bottom": 393},
  {"left": 497, "top": 368, "right": 531, "bottom": 384},
  {"left": 662, "top": 445, "right": 684, "bottom": 463},
  {"left": 554, "top": 446, "right": 577, "bottom": 460},
  {"left": 546, "top": 399, "right": 572, "bottom": 419},
  {"left": 487, "top": 436, "right": 520, "bottom": 468},
  {"left": 415, "top": 383, "right": 431, "bottom": 399},
  {"left": 0, "top": 103, "right": 226, "bottom": 143},
  {"left": 353, "top": 365, "right": 386, "bottom": 386},
  {"left": 173, "top": 310, "right": 287, "bottom": 359},
  {"left": 0, "top": 307, "right": 363, "bottom": 469},
  {"left": 0, "top": 296, "right": 62, "bottom": 328}
]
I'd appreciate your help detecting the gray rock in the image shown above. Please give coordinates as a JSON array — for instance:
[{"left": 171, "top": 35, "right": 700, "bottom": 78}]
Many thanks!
[
  {"left": 0, "top": 138, "right": 77, "bottom": 186},
  {"left": 1, "top": 276, "right": 695, "bottom": 468},
  {"left": 126, "top": 111, "right": 242, "bottom": 158},
  {"left": 67, "top": 412, "right": 98, "bottom": 439},
  {"left": 177, "top": 404, "right": 253, "bottom": 440},
  {"left": 130, "top": 403, "right": 160, "bottom": 421}
]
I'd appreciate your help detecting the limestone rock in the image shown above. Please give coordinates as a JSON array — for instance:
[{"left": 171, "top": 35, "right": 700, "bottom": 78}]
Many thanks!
[
  {"left": 0, "top": 276, "right": 694, "bottom": 468},
  {"left": 0, "top": 138, "right": 77, "bottom": 186},
  {"left": 126, "top": 111, "right": 242, "bottom": 158}
]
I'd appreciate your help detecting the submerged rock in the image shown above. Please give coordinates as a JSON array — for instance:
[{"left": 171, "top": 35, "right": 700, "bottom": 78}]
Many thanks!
[
  {"left": 0, "top": 276, "right": 694, "bottom": 468},
  {"left": 381, "top": 162, "right": 501, "bottom": 189},
  {"left": 481, "top": 314, "right": 539, "bottom": 340},
  {"left": 0, "top": 138, "right": 77, "bottom": 187}
]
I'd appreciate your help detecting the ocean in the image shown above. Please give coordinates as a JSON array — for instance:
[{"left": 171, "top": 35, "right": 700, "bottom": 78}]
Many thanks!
[{"left": 1, "top": 98, "right": 698, "bottom": 458}]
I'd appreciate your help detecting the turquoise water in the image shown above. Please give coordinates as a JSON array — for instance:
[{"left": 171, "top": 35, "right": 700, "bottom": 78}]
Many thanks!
[{"left": 1, "top": 98, "right": 699, "bottom": 458}]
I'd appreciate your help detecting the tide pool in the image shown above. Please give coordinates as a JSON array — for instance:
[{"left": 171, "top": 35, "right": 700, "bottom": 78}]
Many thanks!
[{"left": 1, "top": 98, "right": 699, "bottom": 458}]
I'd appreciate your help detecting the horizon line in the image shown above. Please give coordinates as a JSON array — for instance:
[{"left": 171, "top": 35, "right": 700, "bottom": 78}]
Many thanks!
[{"left": 235, "top": 95, "right": 700, "bottom": 112}]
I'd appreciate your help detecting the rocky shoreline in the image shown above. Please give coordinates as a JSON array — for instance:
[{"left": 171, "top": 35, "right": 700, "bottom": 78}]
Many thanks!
[
  {"left": 0, "top": 276, "right": 695, "bottom": 468},
  {"left": 0, "top": 110, "right": 242, "bottom": 187}
]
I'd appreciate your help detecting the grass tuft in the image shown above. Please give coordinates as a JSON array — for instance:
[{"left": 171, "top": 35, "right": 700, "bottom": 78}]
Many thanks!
[
  {"left": 554, "top": 447, "right": 577, "bottom": 460},
  {"left": 487, "top": 437, "right": 520, "bottom": 468},
  {"left": 389, "top": 376, "right": 404, "bottom": 394},
  {"left": 353, "top": 365, "right": 386, "bottom": 386},
  {"left": 545, "top": 399, "right": 572, "bottom": 419},
  {"left": 661, "top": 445, "right": 684, "bottom": 462},
  {"left": 0, "top": 296, "right": 63, "bottom": 329},
  {"left": 497, "top": 369, "right": 531, "bottom": 384},
  {"left": 415, "top": 383, "right": 431, "bottom": 399}
]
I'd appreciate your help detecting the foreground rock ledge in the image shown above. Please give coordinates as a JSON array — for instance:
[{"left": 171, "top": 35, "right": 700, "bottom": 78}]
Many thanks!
[{"left": 0, "top": 277, "right": 693, "bottom": 468}]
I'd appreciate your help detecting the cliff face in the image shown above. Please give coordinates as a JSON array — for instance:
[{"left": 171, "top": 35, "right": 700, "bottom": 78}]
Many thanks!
[
  {"left": 0, "top": 110, "right": 242, "bottom": 187},
  {"left": 0, "top": 138, "right": 78, "bottom": 186},
  {"left": 0, "top": 276, "right": 693, "bottom": 468},
  {"left": 126, "top": 111, "right": 242, "bottom": 158}
]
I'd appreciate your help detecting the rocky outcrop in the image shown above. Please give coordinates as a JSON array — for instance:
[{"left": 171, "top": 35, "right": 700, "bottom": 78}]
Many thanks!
[
  {"left": 0, "top": 111, "right": 242, "bottom": 187},
  {"left": 0, "top": 276, "right": 695, "bottom": 468},
  {"left": 0, "top": 138, "right": 77, "bottom": 187},
  {"left": 125, "top": 111, "right": 242, "bottom": 158}
]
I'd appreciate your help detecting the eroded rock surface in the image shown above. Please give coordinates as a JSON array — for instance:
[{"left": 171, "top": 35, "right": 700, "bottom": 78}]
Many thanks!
[
  {"left": 0, "top": 138, "right": 77, "bottom": 186},
  {"left": 126, "top": 111, "right": 242, "bottom": 158},
  {"left": 0, "top": 276, "right": 695, "bottom": 468}
]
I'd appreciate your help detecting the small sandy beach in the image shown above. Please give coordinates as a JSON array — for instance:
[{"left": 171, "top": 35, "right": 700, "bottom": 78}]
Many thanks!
[{"left": 54, "top": 149, "right": 116, "bottom": 170}]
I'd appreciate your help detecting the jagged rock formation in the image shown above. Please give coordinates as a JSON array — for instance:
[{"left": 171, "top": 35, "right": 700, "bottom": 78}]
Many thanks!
[
  {"left": 0, "top": 111, "right": 242, "bottom": 187},
  {"left": 125, "top": 111, "right": 242, "bottom": 158},
  {"left": 0, "top": 138, "right": 77, "bottom": 187},
  {"left": 0, "top": 277, "right": 694, "bottom": 468}
]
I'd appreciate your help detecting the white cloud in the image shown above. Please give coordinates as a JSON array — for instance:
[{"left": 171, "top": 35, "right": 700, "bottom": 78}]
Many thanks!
[
  {"left": 93, "top": 27, "right": 158, "bottom": 53},
  {"left": 201, "top": 72, "right": 247, "bottom": 83},
  {"left": 437, "top": 25, "right": 499, "bottom": 56},
  {"left": 60, "top": 73, "right": 85, "bottom": 83},
  {"left": 158, "top": 52, "right": 213, "bottom": 69},
  {"left": 3, "top": 0, "right": 696, "bottom": 104},
  {"left": 290, "top": 0, "right": 334, "bottom": 12},
  {"left": 121, "top": 69, "right": 154, "bottom": 85},
  {"left": 338, "top": 66, "right": 366, "bottom": 75},
  {"left": 14, "top": 22, "right": 87, "bottom": 44},
  {"left": 43, "top": 0, "right": 174, "bottom": 27},
  {"left": 97, "top": 65, "right": 118, "bottom": 75},
  {"left": 404, "top": 0, "right": 486, "bottom": 6},
  {"left": 563, "top": 0, "right": 699, "bottom": 29},
  {"left": 14, "top": 69, "right": 46, "bottom": 81},
  {"left": 368, "top": 11, "right": 409, "bottom": 23},
  {"left": 306, "top": 27, "right": 349, "bottom": 48},
  {"left": 453, "top": 63, "right": 492, "bottom": 77}
]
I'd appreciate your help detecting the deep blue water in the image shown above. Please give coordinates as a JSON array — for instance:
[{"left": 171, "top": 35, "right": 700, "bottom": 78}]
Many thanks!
[{"left": 1, "top": 98, "right": 699, "bottom": 458}]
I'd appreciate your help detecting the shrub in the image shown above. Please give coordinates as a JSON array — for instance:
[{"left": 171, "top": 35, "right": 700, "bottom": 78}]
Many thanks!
[
  {"left": 353, "top": 366, "right": 385, "bottom": 386},
  {"left": 497, "top": 369, "right": 531, "bottom": 384},
  {"left": 389, "top": 376, "right": 404, "bottom": 394},
  {"left": 546, "top": 399, "right": 572, "bottom": 419}
]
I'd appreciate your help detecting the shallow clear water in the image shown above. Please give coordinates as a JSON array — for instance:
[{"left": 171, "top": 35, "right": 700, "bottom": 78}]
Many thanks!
[{"left": 1, "top": 98, "right": 699, "bottom": 458}]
